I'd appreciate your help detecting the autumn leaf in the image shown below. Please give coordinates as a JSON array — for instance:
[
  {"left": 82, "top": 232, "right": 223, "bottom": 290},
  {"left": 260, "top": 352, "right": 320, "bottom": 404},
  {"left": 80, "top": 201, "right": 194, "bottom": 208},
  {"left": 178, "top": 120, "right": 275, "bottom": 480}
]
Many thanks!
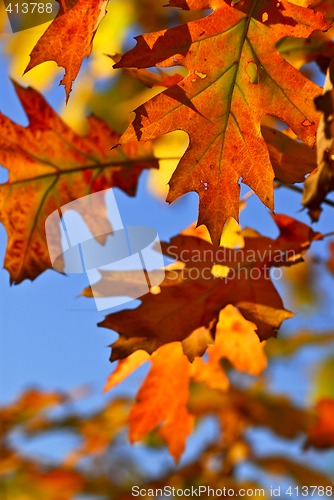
[
  {"left": 104, "top": 350, "right": 150, "bottom": 393},
  {"left": 308, "top": 398, "right": 334, "bottom": 449},
  {"left": 98, "top": 215, "right": 321, "bottom": 360},
  {"left": 102, "top": 306, "right": 266, "bottom": 459},
  {"left": 24, "top": 0, "right": 108, "bottom": 100},
  {"left": 22, "top": 469, "right": 85, "bottom": 500},
  {"left": 4, "top": 466, "right": 85, "bottom": 500},
  {"left": 0, "top": 83, "right": 158, "bottom": 283},
  {"left": 107, "top": 325, "right": 215, "bottom": 363},
  {"left": 302, "top": 57, "right": 334, "bottom": 221},
  {"left": 110, "top": 54, "right": 185, "bottom": 89},
  {"left": 0, "top": 389, "right": 134, "bottom": 498},
  {"left": 115, "top": 0, "right": 326, "bottom": 244},
  {"left": 129, "top": 342, "right": 194, "bottom": 461},
  {"left": 262, "top": 126, "right": 316, "bottom": 184},
  {"left": 191, "top": 305, "right": 267, "bottom": 392}
]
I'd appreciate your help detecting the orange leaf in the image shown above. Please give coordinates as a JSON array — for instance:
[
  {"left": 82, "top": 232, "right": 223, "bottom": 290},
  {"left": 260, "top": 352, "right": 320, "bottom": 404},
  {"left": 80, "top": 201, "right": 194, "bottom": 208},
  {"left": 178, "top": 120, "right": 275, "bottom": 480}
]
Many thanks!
[
  {"left": 0, "top": 83, "right": 157, "bottom": 283},
  {"left": 116, "top": 0, "right": 326, "bottom": 243},
  {"left": 214, "top": 305, "right": 267, "bottom": 376},
  {"left": 191, "top": 305, "right": 267, "bottom": 390},
  {"left": 129, "top": 342, "right": 193, "bottom": 460},
  {"left": 302, "top": 58, "right": 334, "bottom": 222},
  {"left": 105, "top": 325, "right": 214, "bottom": 363},
  {"left": 104, "top": 351, "right": 150, "bottom": 393},
  {"left": 24, "top": 0, "right": 107, "bottom": 100},
  {"left": 159, "top": 405, "right": 195, "bottom": 462}
]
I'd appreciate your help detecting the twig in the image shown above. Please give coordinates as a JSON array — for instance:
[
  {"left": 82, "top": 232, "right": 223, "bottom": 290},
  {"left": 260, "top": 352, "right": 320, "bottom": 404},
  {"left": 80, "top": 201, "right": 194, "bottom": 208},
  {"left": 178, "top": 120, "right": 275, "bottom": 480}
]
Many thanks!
[
  {"left": 241, "top": 189, "right": 255, "bottom": 203},
  {"left": 322, "top": 230, "right": 334, "bottom": 239},
  {"left": 275, "top": 180, "right": 334, "bottom": 209}
]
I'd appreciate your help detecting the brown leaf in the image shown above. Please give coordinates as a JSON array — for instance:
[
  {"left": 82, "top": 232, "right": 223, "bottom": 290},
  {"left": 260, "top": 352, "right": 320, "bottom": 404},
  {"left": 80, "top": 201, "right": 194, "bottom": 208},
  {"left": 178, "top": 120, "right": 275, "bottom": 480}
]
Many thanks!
[
  {"left": 107, "top": 326, "right": 214, "bottom": 363},
  {"left": 302, "top": 57, "right": 334, "bottom": 220},
  {"left": 99, "top": 215, "right": 321, "bottom": 361},
  {"left": 191, "top": 305, "right": 267, "bottom": 390},
  {"left": 263, "top": 126, "right": 316, "bottom": 184}
]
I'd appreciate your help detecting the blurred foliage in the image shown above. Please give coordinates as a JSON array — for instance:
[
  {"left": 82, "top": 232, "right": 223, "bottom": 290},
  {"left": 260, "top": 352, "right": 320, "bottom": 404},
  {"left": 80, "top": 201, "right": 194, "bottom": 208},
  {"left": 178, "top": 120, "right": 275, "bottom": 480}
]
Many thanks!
[{"left": 1, "top": 365, "right": 333, "bottom": 499}]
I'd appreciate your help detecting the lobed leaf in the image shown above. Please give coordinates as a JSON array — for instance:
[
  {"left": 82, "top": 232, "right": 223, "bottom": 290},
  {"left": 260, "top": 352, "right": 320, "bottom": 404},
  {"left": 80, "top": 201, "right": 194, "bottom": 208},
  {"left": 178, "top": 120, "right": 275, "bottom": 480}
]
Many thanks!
[
  {"left": 24, "top": 0, "right": 108, "bottom": 100},
  {"left": 116, "top": 0, "right": 327, "bottom": 243},
  {"left": 98, "top": 215, "right": 321, "bottom": 360},
  {"left": 0, "top": 83, "right": 158, "bottom": 283}
]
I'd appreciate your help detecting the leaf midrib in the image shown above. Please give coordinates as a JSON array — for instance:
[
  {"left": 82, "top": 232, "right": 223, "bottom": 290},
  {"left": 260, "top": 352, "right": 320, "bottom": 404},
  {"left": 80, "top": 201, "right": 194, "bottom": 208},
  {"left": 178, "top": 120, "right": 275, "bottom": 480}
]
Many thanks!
[
  {"left": 216, "top": 0, "right": 261, "bottom": 188},
  {"left": 1, "top": 158, "right": 158, "bottom": 187}
]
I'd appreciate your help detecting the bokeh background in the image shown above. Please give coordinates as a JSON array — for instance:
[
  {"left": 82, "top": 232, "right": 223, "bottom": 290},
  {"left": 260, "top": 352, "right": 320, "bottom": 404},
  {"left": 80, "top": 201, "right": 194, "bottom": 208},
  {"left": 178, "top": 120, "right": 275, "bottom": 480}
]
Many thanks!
[{"left": 0, "top": 0, "right": 334, "bottom": 497}]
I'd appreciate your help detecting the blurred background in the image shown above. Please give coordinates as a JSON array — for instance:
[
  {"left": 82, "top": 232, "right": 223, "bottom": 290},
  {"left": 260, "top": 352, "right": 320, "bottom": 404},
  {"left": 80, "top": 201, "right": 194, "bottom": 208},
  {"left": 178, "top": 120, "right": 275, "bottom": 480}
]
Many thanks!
[{"left": 0, "top": 0, "right": 334, "bottom": 498}]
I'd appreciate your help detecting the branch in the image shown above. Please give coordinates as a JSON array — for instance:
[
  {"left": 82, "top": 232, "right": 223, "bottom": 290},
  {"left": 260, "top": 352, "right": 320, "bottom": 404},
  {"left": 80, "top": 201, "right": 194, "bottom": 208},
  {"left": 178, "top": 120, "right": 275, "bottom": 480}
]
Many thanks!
[{"left": 275, "top": 180, "right": 334, "bottom": 209}]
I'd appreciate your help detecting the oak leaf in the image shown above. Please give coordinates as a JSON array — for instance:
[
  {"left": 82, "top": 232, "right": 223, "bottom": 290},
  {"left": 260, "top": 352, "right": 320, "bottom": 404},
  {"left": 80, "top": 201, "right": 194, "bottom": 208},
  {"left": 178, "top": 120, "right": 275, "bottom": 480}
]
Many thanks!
[
  {"left": 24, "top": 0, "right": 107, "bottom": 100},
  {"left": 0, "top": 83, "right": 158, "bottom": 283},
  {"left": 302, "top": 58, "right": 334, "bottom": 221},
  {"left": 99, "top": 215, "right": 321, "bottom": 361},
  {"left": 128, "top": 342, "right": 194, "bottom": 461},
  {"left": 116, "top": 0, "right": 326, "bottom": 244}
]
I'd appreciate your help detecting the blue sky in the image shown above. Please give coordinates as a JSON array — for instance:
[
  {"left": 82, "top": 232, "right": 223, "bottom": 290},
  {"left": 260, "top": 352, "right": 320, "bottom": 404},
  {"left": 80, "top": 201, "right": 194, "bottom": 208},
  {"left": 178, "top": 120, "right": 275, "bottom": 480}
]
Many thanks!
[{"left": 0, "top": 23, "right": 334, "bottom": 490}]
